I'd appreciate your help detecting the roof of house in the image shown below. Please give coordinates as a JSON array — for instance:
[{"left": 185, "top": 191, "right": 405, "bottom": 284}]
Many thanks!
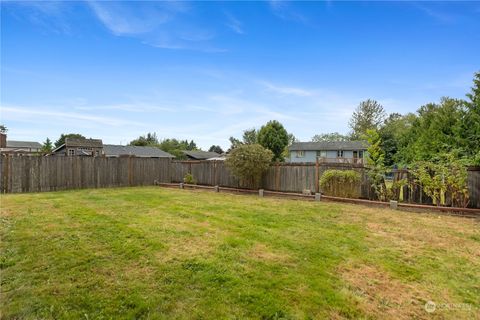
[
  {"left": 206, "top": 156, "right": 226, "bottom": 161},
  {"left": 103, "top": 145, "right": 174, "bottom": 158},
  {"left": 289, "top": 141, "right": 368, "bottom": 151},
  {"left": 183, "top": 150, "right": 220, "bottom": 160},
  {"left": 65, "top": 138, "right": 103, "bottom": 148},
  {"left": 6, "top": 140, "right": 42, "bottom": 149}
]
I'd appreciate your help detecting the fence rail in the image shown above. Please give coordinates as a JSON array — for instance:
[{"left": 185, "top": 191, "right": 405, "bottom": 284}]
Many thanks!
[{"left": 1, "top": 156, "right": 479, "bottom": 208}]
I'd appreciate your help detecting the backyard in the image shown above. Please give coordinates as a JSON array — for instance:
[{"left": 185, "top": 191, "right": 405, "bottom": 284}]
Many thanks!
[{"left": 0, "top": 187, "right": 479, "bottom": 319}]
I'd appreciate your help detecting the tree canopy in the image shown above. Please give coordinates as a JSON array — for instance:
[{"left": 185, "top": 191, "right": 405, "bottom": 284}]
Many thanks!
[
  {"left": 349, "top": 99, "right": 386, "bottom": 140},
  {"left": 257, "top": 120, "right": 289, "bottom": 161},
  {"left": 128, "top": 133, "right": 198, "bottom": 159},
  {"left": 129, "top": 132, "right": 159, "bottom": 146},
  {"left": 312, "top": 132, "right": 349, "bottom": 142},
  {"left": 208, "top": 145, "right": 224, "bottom": 154},
  {"left": 41, "top": 138, "right": 53, "bottom": 153}
]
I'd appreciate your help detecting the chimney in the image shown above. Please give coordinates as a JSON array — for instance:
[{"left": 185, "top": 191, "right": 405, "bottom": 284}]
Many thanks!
[{"left": 0, "top": 133, "right": 6, "bottom": 148}]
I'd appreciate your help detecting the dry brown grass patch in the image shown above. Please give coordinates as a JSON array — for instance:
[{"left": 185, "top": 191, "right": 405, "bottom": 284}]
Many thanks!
[
  {"left": 339, "top": 262, "right": 438, "bottom": 319},
  {"left": 247, "top": 243, "right": 292, "bottom": 264}
]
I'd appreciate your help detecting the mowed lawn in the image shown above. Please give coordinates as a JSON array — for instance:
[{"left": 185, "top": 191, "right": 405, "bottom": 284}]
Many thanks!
[{"left": 1, "top": 187, "right": 479, "bottom": 319}]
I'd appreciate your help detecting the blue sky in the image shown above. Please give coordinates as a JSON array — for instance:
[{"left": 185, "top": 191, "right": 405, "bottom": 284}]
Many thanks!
[{"left": 1, "top": 1, "right": 479, "bottom": 149}]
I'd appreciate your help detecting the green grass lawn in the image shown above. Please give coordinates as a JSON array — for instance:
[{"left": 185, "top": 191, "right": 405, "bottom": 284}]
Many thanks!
[{"left": 1, "top": 187, "right": 479, "bottom": 319}]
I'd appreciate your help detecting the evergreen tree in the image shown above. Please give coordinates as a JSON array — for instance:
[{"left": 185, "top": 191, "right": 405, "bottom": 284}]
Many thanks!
[{"left": 41, "top": 138, "right": 53, "bottom": 153}]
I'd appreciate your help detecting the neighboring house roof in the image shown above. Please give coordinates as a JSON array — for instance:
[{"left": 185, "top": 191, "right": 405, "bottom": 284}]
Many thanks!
[
  {"left": 289, "top": 141, "right": 368, "bottom": 151},
  {"left": 65, "top": 138, "right": 103, "bottom": 148},
  {"left": 103, "top": 145, "right": 174, "bottom": 158},
  {"left": 183, "top": 150, "right": 220, "bottom": 160},
  {"left": 206, "top": 156, "right": 226, "bottom": 161},
  {"left": 52, "top": 138, "right": 104, "bottom": 153},
  {"left": 5, "top": 140, "right": 42, "bottom": 149}
]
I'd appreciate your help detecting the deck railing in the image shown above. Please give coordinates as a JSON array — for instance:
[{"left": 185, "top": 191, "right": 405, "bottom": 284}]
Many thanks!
[{"left": 317, "top": 157, "right": 364, "bottom": 164}]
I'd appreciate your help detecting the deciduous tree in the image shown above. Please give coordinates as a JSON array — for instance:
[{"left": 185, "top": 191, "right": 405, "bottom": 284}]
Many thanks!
[
  {"left": 311, "top": 132, "right": 349, "bottom": 142},
  {"left": 257, "top": 120, "right": 289, "bottom": 161},
  {"left": 349, "top": 99, "right": 386, "bottom": 139}
]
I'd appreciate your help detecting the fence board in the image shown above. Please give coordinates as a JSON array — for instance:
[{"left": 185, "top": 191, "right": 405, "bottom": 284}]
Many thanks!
[{"left": 1, "top": 156, "right": 478, "bottom": 208}]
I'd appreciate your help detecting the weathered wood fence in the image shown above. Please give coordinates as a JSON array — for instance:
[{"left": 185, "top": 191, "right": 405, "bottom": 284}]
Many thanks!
[
  {"left": 0, "top": 156, "right": 171, "bottom": 193},
  {"left": 1, "top": 156, "right": 479, "bottom": 208}
]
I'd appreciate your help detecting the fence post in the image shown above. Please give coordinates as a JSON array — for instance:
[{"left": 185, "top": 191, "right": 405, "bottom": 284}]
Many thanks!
[
  {"left": 390, "top": 200, "right": 398, "bottom": 210},
  {"left": 259, "top": 189, "right": 264, "bottom": 197},
  {"left": 315, "top": 157, "right": 319, "bottom": 194},
  {"left": 214, "top": 185, "right": 219, "bottom": 192},
  {"left": 315, "top": 193, "right": 321, "bottom": 201}
]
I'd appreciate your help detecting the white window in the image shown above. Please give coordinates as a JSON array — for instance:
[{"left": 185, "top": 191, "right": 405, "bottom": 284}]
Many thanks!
[
  {"left": 337, "top": 150, "right": 344, "bottom": 158},
  {"left": 95, "top": 150, "right": 99, "bottom": 157},
  {"left": 68, "top": 149, "right": 75, "bottom": 156},
  {"left": 317, "top": 150, "right": 327, "bottom": 158},
  {"left": 296, "top": 151, "right": 305, "bottom": 158}
]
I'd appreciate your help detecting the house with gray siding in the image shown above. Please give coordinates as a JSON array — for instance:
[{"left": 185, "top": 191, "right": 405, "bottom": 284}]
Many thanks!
[{"left": 288, "top": 141, "right": 368, "bottom": 164}]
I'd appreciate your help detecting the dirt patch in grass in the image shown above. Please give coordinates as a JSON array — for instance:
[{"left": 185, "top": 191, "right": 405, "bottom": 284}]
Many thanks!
[{"left": 339, "top": 262, "right": 437, "bottom": 319}]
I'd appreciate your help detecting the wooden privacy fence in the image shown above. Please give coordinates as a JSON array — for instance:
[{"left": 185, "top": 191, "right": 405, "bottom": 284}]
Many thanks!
[
  {"left": 1, "top": 156, "right": 479, "bottom": 208},
  {"left": 170, "top": 161, "right": 372, "bottom": 196},
  {"left": 0, "top": 156, "right": 171, "bottom": 193}
]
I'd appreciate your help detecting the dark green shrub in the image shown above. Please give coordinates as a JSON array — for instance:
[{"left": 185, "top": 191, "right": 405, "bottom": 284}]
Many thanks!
[{"left": 320, "top": 170, "right": 361, "bottom": 198}]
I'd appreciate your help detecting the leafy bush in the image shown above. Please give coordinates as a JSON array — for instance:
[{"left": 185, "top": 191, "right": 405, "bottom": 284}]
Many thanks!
[
  {"left": 225, "top": 144, "right": 273, "bottom": 189},
  {"left": 320, "top": 170, "right": 361, "bottom": 198},
  {"left": 183, "top": 173, "right": 196, "bottom": 185},
  {"left": 411, "top": 157, "right": 469, "bottom": 207}
]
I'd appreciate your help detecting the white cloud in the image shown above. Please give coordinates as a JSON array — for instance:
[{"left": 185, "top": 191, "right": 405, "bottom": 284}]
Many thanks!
[
  {"left": 412, "top": 3, "right": 456, "bottom": 23},
  {"left": 268, "top": 0, "right": 308, "bottom": 23},
  {"left": 260, "top": 81, "right": 314, "bottom": 97},
  {"left": 87, "top": 1, "right": 181, "bottom": 36},
  {"left": 73, "top": 104, "right": 176, "bottom": 113},
  {"left": 5, "top": 1, "right": 72, "bottom": 34},
  {"left": 2, "top": 105, "right": 143, "bottom": 127},
  {"left": 225, "top": 12, "right": 244, "bottom": 34},
  {"left": 87, "top": 1, "right": 222, "bottom": 51}
]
